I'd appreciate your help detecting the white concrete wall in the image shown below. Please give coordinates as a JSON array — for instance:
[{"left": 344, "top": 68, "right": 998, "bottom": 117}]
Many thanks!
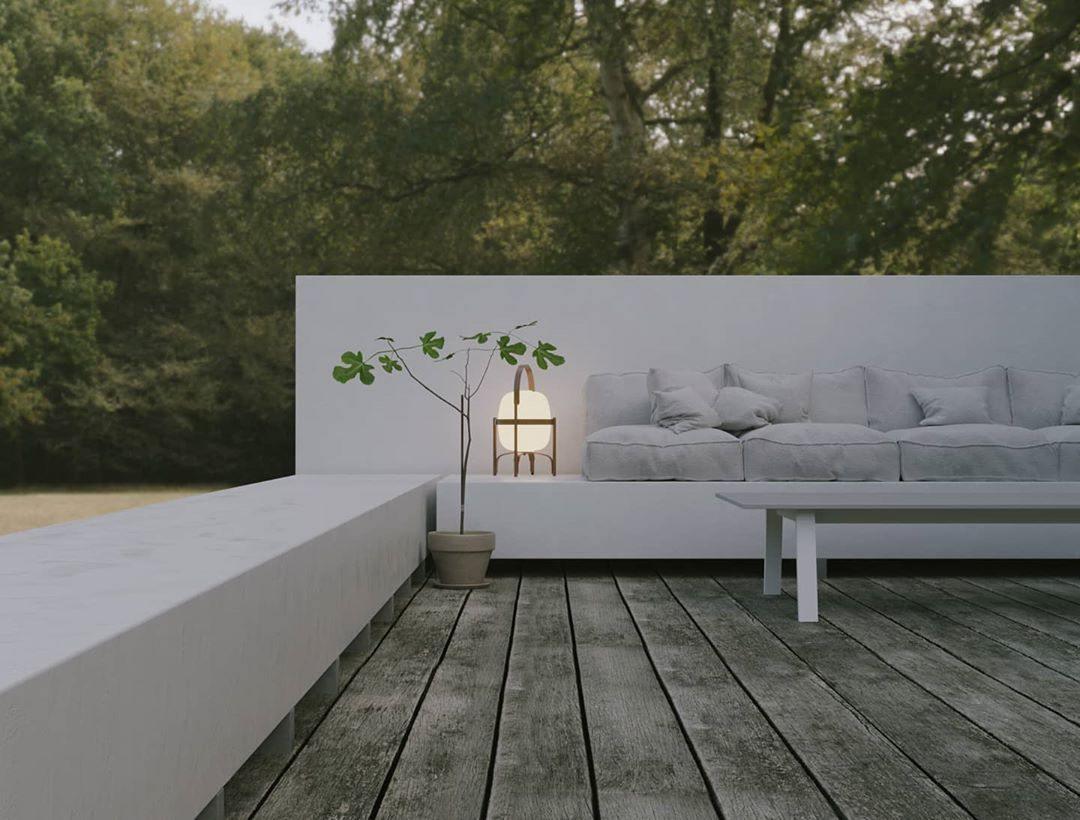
[
  {"left": 298, "top": 275, "right": 1080, "bottom": 476},
  {"left": 299, "top": 275, "right": 1080, "bottom": 559}
]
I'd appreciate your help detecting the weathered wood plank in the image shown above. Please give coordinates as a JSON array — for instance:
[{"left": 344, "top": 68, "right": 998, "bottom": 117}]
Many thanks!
[
  {"left": 722, "top": 575, "right": 1080, "bottom": 819},
  {"left": 871, "top": 576, "right": 1080, "bottom": 684},
  {"left": 831, "top": 577, "right": 1080, "bottom": 725},
  {"left": 227, "top": 582, "right": 422, "bottom": 820},
  {"left": 669, "top": 572, "right": 965, "bottom": 820},
  {"left": 378, "top": 572, "right": 519, "bottom": 819},
  {"left": 255, "top": 585, "right": 468, "bottom": 819},
  {"left": 1011, "top": 577, "right": 1080, "bottom": 607},
  {"left": 486, "top": 567, "right": 593, "bottom": 820},
  {"left": 963, "top": 577, "right": 1080, "bottom": 625},
  {"left": 615, "top": 568, "right": 835, "bottom": 819},
  {"left": 921, "top": 576, "right": 1080, "bottom": 648},
  {"left": 567, "top": 568, "right": 717, "bottom": 819},
  {"left": 817, "top": 581, "right": 1080, "bottom": 792}
]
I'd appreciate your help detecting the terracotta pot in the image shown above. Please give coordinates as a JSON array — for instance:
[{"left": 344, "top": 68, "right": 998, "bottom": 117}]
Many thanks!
[{"left": 427, "top": 530, "right": 494, "bottom": 589}]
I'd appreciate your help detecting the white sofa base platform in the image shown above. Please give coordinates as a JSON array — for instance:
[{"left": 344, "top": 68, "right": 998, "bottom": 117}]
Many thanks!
[
  {"left": 717, "top": 483, "right": 1080, "bottom": 622},
  {"left": 0, "top": 475, "right": 435, "bottom": 820},
  {"left": 436, "top": 476, "right": 1080, "bottom": 561}
]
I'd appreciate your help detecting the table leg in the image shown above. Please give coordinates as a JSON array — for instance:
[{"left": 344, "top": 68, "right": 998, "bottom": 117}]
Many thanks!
[
  {"left": 764, "top": 510, "right": 782, "bottom": 596},
  {"left": 795, "top": 511, "right": 818, "bottom": 622}
]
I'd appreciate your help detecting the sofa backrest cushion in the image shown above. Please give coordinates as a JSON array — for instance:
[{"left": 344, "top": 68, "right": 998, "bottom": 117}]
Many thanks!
[
  {"left": 585, "top": 367, "right": 723, "bottom": 435},
  {"left": 810, "top": 367, "right": 868, "bottom": 426},
  {"left": 585, "top": 372, "right": 650, "bottom": 435},
  {"left": 865, "top": 365, "right": 1010, "bottom": 431},
  {"left": 1008, "top": 367, "right": 1080, "bottom": 429},
  {"left": 726, "top": 365, "right": 811, "bottom": 423},
  {"left": 646, "top": 368, "right": 722, "bottom": 404}
]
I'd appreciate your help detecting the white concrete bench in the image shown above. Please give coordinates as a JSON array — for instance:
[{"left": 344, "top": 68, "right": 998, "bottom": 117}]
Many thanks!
[
  {"left": 716, "top": 482, "right": 1080, "bottom": 622},
  {"left": 0, "top": 474, "right": 435, "bottom": 820}
]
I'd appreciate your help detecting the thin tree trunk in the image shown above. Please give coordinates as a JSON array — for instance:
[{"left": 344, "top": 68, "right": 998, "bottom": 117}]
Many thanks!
[
  {"left": 702, "top": 0, "right": 737, "bottom": 268},
  {"left": 459, "top": 394, "right": 466, "bottom": 534},
  {"left": 760, "top": 0, "right": 795, "bottom": 132},
  {"left": 584, "top": 0, "right": 651, "bottom": 272}
]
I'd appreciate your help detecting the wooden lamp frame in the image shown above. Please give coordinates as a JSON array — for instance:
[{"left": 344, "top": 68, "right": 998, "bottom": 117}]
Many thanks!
[{"left": 493, "top": 364, "right": 556, "bottom": 476}]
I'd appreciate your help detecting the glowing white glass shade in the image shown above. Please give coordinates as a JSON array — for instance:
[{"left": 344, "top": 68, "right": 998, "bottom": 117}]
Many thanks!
[{"left": 497, "top": 390, "right": 552, "bottom": 452}]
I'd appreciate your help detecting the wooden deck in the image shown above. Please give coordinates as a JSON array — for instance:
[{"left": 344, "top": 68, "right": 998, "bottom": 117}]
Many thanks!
[{"left": 235, "top": 561, "right": 1080, "bottom": 819}]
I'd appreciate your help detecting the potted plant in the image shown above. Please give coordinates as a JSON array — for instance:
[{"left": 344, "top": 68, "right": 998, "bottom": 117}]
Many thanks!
[{"left": 332, "top": 322, "right": 565, "bottom": 588}]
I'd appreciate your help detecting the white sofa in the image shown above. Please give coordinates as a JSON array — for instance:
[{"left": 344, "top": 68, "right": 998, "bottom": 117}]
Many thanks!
[{"left": 584, "top": 365, "right": 1080, "bottom": 482}]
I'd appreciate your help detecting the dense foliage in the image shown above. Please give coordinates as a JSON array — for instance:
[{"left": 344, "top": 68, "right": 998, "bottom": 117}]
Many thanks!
[{"left": 1, "top": 0, "right": 1076, "bottom": 483}]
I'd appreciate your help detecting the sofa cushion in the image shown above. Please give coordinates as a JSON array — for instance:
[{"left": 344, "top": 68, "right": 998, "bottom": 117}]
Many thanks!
[
  {"left": 651, "top": 387, "right": 721, "bottom": 433},
  {"left": 1008, "top": 368, "right": 1080, "bottom": 429},
  {"left": 866, "top": 366, "right": 1010, "bottom": 431},
  {"left": 810, "top": 367, "right": 868, "bottom": 426},
  {"left": 714, "top": 387, "right": 781, "bottom": 433},
  {"left": 890, "top": 424, "right": 1057, "bottom": 481},
  {"left": 741, "top": 423, "right": 900, "bottom": 482},
  {"left": 1062, "top": 385, "right": 1080, "bottom": 426},
  {"left": 727, "top": 365, "right": 811, "bottom": 423},
  {"left": 585, "top": 372, "right": 650, "bottom": 435},
  {"left": 583, "top": 425, "right": 743, "bottom": 481},
  {"left": 911, "top": 386, "right": 993, "bottom": 426},
  {"left": 647, "top": 368, "right": 724, "bottom": 405},
  {"left": 1040, "top": 426, "right": 1080, "bottom": 481}
]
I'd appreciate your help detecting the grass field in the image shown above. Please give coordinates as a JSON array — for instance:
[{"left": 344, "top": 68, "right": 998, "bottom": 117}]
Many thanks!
[{"left": 0, "top": 486, "right": 226, "bottom": 537}]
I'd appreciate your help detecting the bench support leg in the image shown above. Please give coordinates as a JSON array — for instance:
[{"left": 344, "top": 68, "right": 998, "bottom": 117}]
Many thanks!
[
  {"left": 256, "top": 710, "right": 295, "bottom": 758},
  {"left": 394, "top": 579, "right": 412, "bottom": 608},
  {"left": 412, "top": 563, "right": 428, "bottom": 586},
  {"left": 763, "top": 511, "right": 782, "bottom": 596},
  {"left": 307, "top": 658, "right": 340, "bottom": 700},
  {"left": 195, "top": 789, "right": 224, "bottom": 820},
  {"left": 345, "top": 623, "right": 372, "bottom": 656},
  {"left": 795, "top": 511, "right": 819, "bottom": 623},
  {"left": 374, "top": 598, "right": 395, "bottom": 626}
]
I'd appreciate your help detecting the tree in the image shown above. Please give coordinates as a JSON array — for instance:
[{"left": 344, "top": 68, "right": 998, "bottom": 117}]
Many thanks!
[{"left": 0, "top": 233, "right": 110, "bottom": 481}]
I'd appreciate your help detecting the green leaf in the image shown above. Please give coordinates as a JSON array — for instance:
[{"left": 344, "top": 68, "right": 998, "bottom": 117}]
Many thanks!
[
  {"left": 463, "top": 331, "right": 490, "bottom": 344},
  {"left": 531, "top": 341, "right": 565, "bottom": 370},
  {"left": 497, "top": 335, "right": 527, "bottom": 365},
  {"left": 357, "top": 363, "right": 375, "bottom": 384},
  {"left": 420, "top": 330, "right": 445, "bottom": 358},
  {"left": 332, "top": 350, "right": 366, "bottom": 382},
  {"left": 513, "top": 320, "right": 538, "bottom": 330},
  {"left": 378, "top": 354, "right": 402, "bottom": 373}
]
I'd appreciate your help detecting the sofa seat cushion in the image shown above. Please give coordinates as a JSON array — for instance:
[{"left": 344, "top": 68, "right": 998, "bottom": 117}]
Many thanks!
[
  {"left": 583, "top": 425, "right": 743, "bottom": 481},
  {"left": 741, "top": 423, "right": 900, "bottom": 482},
  {"left": 1040, "top": 426, "right": 1080, "bottom": 481},
  {"left": 890, "top": 424, "right": 1058, "bottom": 481}
]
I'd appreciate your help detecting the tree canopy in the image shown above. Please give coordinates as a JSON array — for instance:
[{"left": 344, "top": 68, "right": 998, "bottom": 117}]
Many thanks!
[{"left": 1, "top": 0, "right": 1076, "bottom": 483}]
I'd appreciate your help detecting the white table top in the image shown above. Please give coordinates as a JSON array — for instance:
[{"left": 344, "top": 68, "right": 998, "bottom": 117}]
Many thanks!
[
  {"left": 0, "top": 475, "right": 437, "bottom": 693},
  {"left": 716, "top": 482, "right": 1080, "bottom": 510}
]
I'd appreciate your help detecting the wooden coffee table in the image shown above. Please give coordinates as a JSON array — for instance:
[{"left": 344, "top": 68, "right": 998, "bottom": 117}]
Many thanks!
[{"left": 716, "top": 482, "right": 1080, "bottom": 622}]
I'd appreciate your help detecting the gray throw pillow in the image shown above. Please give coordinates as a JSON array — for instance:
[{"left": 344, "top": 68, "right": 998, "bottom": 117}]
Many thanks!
[
  {"left": 646, "top": 368, "right": 721, "bottom": 404},
  {"left": 713, "top": 387, "right": 781, "bottom": 433},
  {"left": 911, "top": 386, "right": 993, "bottom": 426},
  {"left": 651, "top": 387, "right": 721, "bottom": 434},
  {"left": 727, "top": 365, "right": 811, "bottom": 423},
  {"left": 1063, "top": 385, "right": 1080, "bottom": 425}
]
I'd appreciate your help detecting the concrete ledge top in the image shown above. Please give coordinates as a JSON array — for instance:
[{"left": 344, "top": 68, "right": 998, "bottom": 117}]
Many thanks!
[{"left": 0, "top": 474, "right": 437, "bottom": 692}]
